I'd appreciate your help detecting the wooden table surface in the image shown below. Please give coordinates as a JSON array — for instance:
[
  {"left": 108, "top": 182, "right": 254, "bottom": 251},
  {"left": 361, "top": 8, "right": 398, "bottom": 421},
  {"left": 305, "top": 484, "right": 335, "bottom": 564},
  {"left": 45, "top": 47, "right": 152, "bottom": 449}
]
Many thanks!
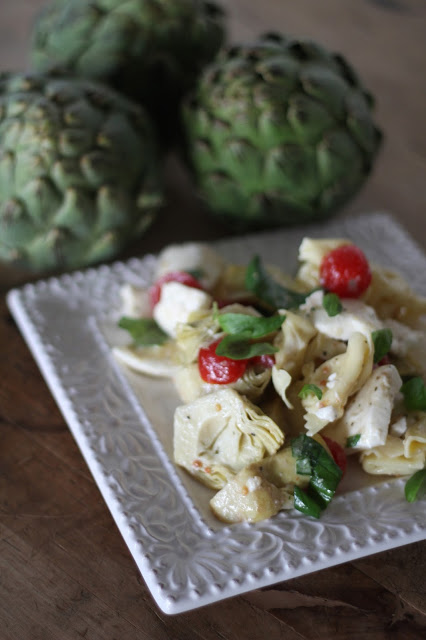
[{"left": 1, "top": 1, "right": 425, "bottom": 638}]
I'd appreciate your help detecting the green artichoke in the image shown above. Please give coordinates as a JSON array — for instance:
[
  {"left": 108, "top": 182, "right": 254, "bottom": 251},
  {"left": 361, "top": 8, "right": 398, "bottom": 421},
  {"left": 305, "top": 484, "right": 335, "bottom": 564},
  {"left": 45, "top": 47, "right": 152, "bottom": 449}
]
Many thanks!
[
  {"left": 30, "top": 0, "right": 226, "bottom": 144},
  {"left": 0, "top": 72, "right": 164, "bottom": 272},
  {"left": 182, "top": 32, "right": 383, "bottom": 229}
]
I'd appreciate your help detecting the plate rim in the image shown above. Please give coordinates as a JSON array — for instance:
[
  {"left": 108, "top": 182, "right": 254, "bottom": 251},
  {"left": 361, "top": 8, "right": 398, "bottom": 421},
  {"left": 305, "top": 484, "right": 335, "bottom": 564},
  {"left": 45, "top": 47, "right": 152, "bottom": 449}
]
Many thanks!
[{"left": 6, "top": 211, "right": 426, "bottom": 614}]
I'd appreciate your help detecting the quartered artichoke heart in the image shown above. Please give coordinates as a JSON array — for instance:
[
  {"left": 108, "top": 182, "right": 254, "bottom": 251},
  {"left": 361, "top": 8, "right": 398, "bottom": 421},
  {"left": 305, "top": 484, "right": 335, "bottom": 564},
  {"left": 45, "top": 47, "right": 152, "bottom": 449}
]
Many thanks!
[
  {"left": 182, "top": 32, "right": 383, "bottom": 229},
  {"left": 173, "top": 388, "right": 285, "bottom": 490},
  {"left": 30, "top": 0, "right": 226, "bottom": 144},
  {"left": 0, "top": 72, "right": 164, "bottom": 273}
]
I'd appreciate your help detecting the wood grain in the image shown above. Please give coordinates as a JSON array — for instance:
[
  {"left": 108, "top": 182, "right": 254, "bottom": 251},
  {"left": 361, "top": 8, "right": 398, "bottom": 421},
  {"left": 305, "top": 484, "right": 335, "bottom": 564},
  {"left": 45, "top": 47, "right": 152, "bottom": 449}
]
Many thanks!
[{"left": 0, "top": 1, "right": 425, "bottom": 638}]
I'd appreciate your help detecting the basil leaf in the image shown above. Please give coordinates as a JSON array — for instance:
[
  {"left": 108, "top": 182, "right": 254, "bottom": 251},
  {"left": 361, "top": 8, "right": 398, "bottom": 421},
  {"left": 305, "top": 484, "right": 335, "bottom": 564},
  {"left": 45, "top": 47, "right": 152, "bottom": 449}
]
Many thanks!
[
  {"left": 291, "top": 434, "right": 324, "bottom": 464},
  {"left": 217, "top": 312, "right": 285, "bottom": 339},
  {"left": 292, "top": 434, "right": 343, "bottom": 518},
  {"left": 118, "top": 316, "right": 168, "bottom": 346},
  {"left": 400, "top": 376, "right": 426, "bottom": 411},
  {"left": 404, "top": 468, "right": 426, "bottom": 502},
  {"left": 346, "top": 434, "right": 361, "bottom": 448},
  {"left": 298, "top": 384, "right": 323, "bottom": 400},
  {"left": 293, "top": 486, "right": 322, "bottom": 519},
  {"left": 372, "top": 328, "right": 393, "bottom": 363},
  {"left": 245, "top": 255, "right": 308, "bottom": 310},
  {"left": 215, "top": 334, "right": 277, "bottom": 360},
  {"left": 322, "top": 292, "right": 342, "bottom": 317},
  {"left": 310, "top": 451, "right": 342, "bottom": 506}
]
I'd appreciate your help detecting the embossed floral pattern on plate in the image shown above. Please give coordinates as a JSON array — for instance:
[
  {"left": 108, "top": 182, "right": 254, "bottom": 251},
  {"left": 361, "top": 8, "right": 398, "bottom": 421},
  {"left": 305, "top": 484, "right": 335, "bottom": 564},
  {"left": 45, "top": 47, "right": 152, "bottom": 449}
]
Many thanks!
[{"left": 7, "top": 212, "right": 426, "bottom": 614}]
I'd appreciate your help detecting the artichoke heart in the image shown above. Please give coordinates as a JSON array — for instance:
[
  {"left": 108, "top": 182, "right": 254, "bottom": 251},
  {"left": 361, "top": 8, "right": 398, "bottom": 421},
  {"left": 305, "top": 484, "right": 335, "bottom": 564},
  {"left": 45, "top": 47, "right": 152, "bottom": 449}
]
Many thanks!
[
  {"left": 173, "top": 360, "right": 272, "bottom": 404},
  {"left": 210, "top": 447, "right": 309, "bottom": 523},
  {"left": 173, "top": 388, "right": 284, "bottom": 490}
]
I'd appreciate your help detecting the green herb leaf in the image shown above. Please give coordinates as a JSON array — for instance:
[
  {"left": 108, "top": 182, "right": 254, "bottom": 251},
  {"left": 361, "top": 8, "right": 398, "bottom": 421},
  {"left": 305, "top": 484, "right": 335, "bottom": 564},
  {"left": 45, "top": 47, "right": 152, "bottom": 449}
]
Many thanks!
[
  {"left": 245, "top": 255, "right": 309, "bottom": 310},
  {"left": 322, "top": 292, "right": 342, "bottom": 317},
  {"left": 217, "top": 312, "right": 285, "bottom": 338},
  {"left": 291, "top": 434, "right": 343, "bottom": 518},
  {"left": 215, "top": 334, "right": 278, "bottom": 360},
  {"left": 118, "top": 316, "right": 168, "bottom": 346},
  {"left": 309, "top": 456, "right": 341, "bottom": 506},
  {"left": 293, "top": 486, "right": 322, "bottom": 519},
  {"left": 346, "top": 434, "right": 361, "bottom": 448},
  {"left": 298, "top": 384, "right": 323, "bottom": 400},
  {"left": 400, "top": 376, "right": 426, "bottom": 411},
  {"left": 372, "top": 328, "right": 393, "bottom": 363},
  {"left": 404, "top": 468, "right": 426, "bottom": 502}
]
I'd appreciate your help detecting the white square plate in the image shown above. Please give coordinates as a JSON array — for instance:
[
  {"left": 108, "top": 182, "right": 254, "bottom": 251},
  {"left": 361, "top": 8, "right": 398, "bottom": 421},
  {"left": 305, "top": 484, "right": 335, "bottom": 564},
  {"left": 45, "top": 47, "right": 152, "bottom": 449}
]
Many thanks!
[{"left": 7, "top": 212, "right": 426, "bottom": 614}]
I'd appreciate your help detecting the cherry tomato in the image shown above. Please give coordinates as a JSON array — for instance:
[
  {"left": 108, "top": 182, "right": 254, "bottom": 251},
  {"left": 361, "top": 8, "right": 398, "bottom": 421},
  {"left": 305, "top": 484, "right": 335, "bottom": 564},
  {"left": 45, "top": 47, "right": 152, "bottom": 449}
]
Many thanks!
[
  {"left": 322, "top": 435, "right": 347, "bottom": 476},
  {"left": 250, "top": 354, "right": 275, "bottom": 368},
  {"left": 149, "top": 271, "right": 204, "bottom": 309},
  {"left": 319, "top": 244, "right": 372, "bottom": 298},
  {"left": 198, "top": 338, "right": 248, "bottom": 384}
]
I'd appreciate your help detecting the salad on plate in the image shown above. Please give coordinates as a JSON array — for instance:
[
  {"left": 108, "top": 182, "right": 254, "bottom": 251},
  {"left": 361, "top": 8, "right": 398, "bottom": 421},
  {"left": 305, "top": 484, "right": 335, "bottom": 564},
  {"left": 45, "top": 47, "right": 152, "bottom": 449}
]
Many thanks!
[{"left": 112, "top": 236, "right": 426, "bottom": 523}]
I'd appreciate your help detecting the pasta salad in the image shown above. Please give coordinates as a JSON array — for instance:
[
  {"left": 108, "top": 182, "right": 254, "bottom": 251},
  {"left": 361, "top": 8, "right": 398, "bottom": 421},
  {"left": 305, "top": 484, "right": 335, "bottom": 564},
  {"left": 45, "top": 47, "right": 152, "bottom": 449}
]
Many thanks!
[{"left": 113, "top": 237, "right": 426, "bottom": 523}]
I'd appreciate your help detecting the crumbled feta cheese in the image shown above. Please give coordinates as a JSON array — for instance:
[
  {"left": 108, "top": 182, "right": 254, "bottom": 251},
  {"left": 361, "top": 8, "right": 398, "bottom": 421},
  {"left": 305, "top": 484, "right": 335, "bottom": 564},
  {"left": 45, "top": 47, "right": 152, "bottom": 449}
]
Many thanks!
[
  {"left": 153, "top": 282, "right": 212, "bottom": 337},
  {"left": 301, "top": 291, "right": 383, "bottom": 341},
  {"left": 299, "top": 289, "right": 324, "bottom": 313}
]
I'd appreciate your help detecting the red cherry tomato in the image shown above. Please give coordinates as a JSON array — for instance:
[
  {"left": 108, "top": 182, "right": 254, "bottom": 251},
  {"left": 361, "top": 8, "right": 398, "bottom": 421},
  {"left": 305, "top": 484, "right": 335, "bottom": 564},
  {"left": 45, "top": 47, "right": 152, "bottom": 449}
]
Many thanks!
[
  {"left": 149, "top": 271, "right": 204, "bottom": 310},
  {"left": 198, "top": 338, "right": 248, "bottom": 384},
  {"left": 322, "top": 435, "right": 347, "bottom": 476},
  {"left": 250, "top": 353, "right": 275, "bottom": 368},
  {"left": 319, "top": 244, "right": 372, "bottom": 298}
]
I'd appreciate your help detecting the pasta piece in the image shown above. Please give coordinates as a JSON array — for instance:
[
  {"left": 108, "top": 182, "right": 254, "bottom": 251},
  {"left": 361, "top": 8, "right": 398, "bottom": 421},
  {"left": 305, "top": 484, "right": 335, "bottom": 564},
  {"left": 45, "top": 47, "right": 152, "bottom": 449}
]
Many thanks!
[
  {"left": 113, "top": 342, "right": 180, "bottom": 378},
  {"left": 301, "top": 331, "right": 374, "bottom": 434},
  {"left": 363, "top": 266, "right": 426, "bottom": 326},
  {"left": 173, "top": 361, "right": 272, "bottom": 404},
  {"left": 403, "top": 412, "right": 426, "bottom": 459},
  {"left": 210, "top": 448, "right": 308, "bottom": 523},
  {"left": 385, "top": 318, "right": 426, "bottom": 380},
  {"left": 273, "top": 310, "right": 317, "bottom": 377},
  {"left": 303, "top": 331, "right": 347, "bottom": 365},
  {"left": 361, "top": 435, "right": 425, "bottom": 476},
  {"left": 173, "top": 388, "right": 285, "bottom": 490},
  {"left": 324, "top": 364, "right": 402, "bottom": 450},
  {"left": 154, "top": 242, "right": 225, "bottom": 290}
]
